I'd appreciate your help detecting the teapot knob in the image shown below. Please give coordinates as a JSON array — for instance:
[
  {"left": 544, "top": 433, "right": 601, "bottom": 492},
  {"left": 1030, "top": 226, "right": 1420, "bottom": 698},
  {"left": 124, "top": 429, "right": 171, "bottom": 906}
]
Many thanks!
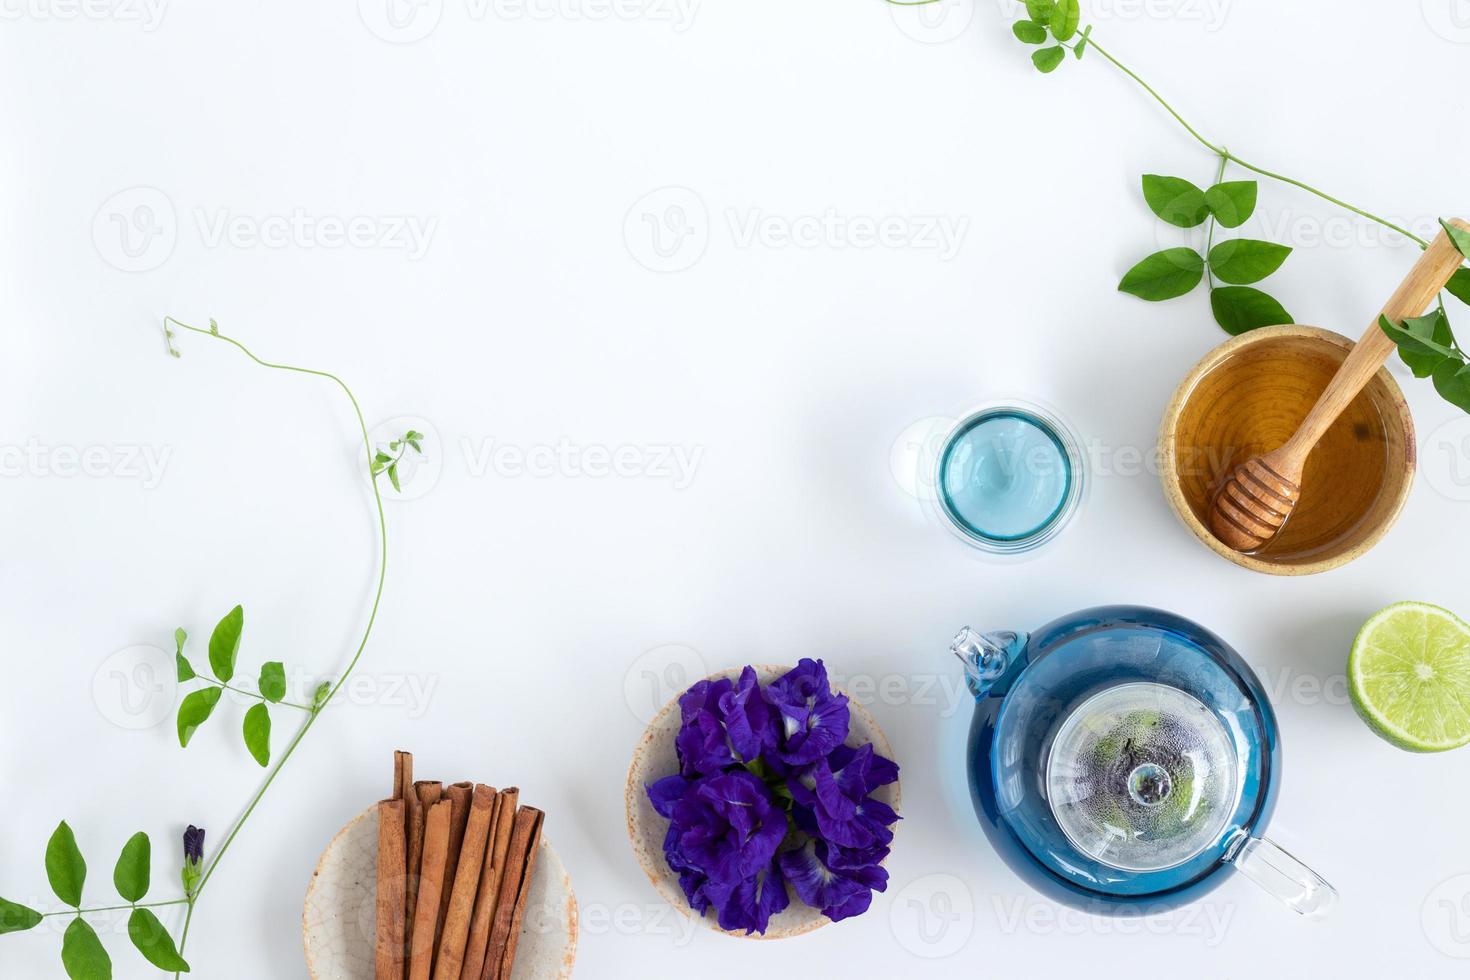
[{"left": 951, "top": 627, "right": 1029, "bottom": 699}]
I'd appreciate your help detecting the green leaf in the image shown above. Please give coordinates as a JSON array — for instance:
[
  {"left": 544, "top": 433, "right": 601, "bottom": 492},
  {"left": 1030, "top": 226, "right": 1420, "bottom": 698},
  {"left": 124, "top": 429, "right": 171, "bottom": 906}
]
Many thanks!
[
  {"left": 1032, "top": 46, "right": 1065, "bottom": 73},
  {"left": 175, "top": 629, "right": 195, "bottom": 681},
  {"left": 128, "top": 908, "right": 190, "bottom": 972},
  {"left": 1012, "top": 20, "right": 1047, "bottom": 43},
  {"left": 1211, "top": 286, "right": 1293, "bottom": 335},
  {"left": 176, "top": 687, "right": 222, "bottom": 748},
  {"left": 112, "top": 833, "right": 150, "bottom": 903},
  {"left": 1380, "top": 314, "right": 1457, "bottom": 363},
  {"left": 1433, "top": 357, "right": 1470, "bottom": 413},
  {"left": 243, "top": 703, "right": 271, "bottom": 767},
  {"left": 1073, "top": 24, "right": 1091, "bottom": 58},
  {"left": 1025, "top": 0, "right": 1056, "bottom": 24},
  {"left": 1447, "top": 268, "right": 1470, "bottom": 307},
  {"left": 1049, "top": 0, "right": 1079, "bottom": 41},
  {"left": 1203, "top": 181, "right": 1257, "bottom": 229},
  {"left": 62, "top": 918, "right": 111, "bottom": 980},
  {"left": 258, "top": 662, "right": 286, "bottom": 703},
  {"left": 1395, "top": 310, "right": 1457, "bottom": 378},
  {"left": 1141, "top": 175, "right": 1209, "bottom": 228},
  {"left": 1440, "top": 218, "right": 1470, "bottom": 259},
  {"left": 1118, "top": 248, "right": 1205, "bottom": 301},
  {"left": 46, "top": 822, "right": 87, "bottom": 908},
  {"left": 387, "top": 463, "right": 402, "bottom": 492},
  {"left": 1207, "top": 239, "right": 1292, "bottom": 285},
  {"left": 0, "top": 898, "right": 42, "bottom": 934},
  {"left": 312, "top": 681, "right": 332, "bottom": 709},
  {"left": 208, "top": 605, "right": 244, "bottom": 683}
]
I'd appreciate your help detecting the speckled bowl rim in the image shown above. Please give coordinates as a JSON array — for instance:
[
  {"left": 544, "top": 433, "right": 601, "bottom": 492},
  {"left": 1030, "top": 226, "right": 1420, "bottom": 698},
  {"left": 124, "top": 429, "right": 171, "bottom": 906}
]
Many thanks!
[
  {"left": 302, "top": 804, "right": 578, "bottom": 979},
  {"left": 1158, "top": 324, "right": 1415, "bottom": 577},
  {"left": 624, "top": 664, "right": 901, "bottom": 941}
]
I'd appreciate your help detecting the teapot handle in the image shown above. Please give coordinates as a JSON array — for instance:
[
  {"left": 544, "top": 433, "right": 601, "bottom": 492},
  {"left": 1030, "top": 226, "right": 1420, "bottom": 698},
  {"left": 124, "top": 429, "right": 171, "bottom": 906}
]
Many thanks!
[{"left": 1226, "top": 833, "right": 1337, "bottom": 917}]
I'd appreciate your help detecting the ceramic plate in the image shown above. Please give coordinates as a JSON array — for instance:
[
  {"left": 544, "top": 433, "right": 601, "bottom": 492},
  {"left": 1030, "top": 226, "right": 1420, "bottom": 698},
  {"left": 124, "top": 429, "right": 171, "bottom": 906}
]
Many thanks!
[
  {"left": 624, "top": 664, "right": 901, "bottom": 940},
  {"left": 303, "top": 805, "right": 578, "bottom": 979}
]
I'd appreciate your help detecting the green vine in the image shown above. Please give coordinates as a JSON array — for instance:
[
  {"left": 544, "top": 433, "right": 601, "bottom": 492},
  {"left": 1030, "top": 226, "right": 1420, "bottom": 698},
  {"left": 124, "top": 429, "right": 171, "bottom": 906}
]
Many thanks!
[
  {"left": 888, "top": 0, "right": 1470, "bottom": 411},
  {"left": 0, "top": 317, "right": 421, "bottom": 978}
]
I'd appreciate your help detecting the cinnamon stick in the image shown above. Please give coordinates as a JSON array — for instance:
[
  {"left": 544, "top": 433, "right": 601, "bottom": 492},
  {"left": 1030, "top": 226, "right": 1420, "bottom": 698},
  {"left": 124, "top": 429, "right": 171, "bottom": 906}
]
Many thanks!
[
  {"left": 485, "top": 807, "right": 544, "bottom": 980},
  {"left": 408, "top": 799, "right": 452, "bottom": 980},
  {"left": 405, "top": 781, "right": 442, "bottom": 959},
  {"left": 460, "top": 788, "right": 518, "bottom": 980},
  {"left": 432, "top": 785, "right": 496, "bottom": 980},
  {"left": 374, "top": 799, "right": 408, "bottom": 980},
  {"left": 436, "top": 782, "right": 475, "bottom": 953},
  {"left": 394, "top": 750, "right": 413, "bottom": 801}
]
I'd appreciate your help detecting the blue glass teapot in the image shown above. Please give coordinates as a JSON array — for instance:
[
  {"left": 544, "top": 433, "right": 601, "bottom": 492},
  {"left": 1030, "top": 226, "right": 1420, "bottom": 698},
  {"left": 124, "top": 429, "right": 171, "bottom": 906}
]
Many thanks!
[{"left": 951, "top": 605, "right": 1336, "bottom": 917}]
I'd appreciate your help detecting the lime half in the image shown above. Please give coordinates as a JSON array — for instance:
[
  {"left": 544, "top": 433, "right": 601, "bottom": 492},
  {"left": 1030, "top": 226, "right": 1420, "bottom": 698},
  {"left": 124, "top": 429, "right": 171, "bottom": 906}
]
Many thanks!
[{"left": 1349, "top": 602, "right": 1470, "bottom": 753}]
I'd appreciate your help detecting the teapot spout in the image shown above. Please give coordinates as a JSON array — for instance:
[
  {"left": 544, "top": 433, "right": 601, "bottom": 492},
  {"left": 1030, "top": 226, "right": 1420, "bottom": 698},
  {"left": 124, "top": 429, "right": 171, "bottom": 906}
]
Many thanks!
[{"left": 951, "top": 627, "right": 1029, "bottom": 699}]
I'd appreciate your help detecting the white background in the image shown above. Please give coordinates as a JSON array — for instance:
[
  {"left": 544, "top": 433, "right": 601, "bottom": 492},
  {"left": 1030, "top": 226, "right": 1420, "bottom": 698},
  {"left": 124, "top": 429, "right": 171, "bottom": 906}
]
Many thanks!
[{"left": 4, "top": 0, "right": 1470, "bottom": 977}]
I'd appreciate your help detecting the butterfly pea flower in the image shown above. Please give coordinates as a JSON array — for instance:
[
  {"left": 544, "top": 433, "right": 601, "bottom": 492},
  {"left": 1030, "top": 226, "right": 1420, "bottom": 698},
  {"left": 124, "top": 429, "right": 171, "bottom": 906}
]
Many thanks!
[
  {"left": 181, "top": 825, "right": 206, "bottom": 896},
  {"left": 674, "top": 677, "right": 738, "bottom": 777},
  {"left": 777, "top": 837, "right": 890, "bottom": 923},
  {"left": 764, "top": 659, "right": 850, "bottom": 766}
]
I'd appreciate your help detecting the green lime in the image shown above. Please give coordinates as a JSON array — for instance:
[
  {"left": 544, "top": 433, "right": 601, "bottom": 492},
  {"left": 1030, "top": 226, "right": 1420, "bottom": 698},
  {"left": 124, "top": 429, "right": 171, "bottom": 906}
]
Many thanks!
[{"left": 1349, "top": 601, "right": 1470, "bottom": 752}]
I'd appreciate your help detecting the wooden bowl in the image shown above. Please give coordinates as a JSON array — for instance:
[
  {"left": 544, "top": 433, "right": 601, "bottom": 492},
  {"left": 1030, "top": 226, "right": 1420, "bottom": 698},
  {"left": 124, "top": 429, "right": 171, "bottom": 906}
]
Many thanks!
[
  {"left": 624, "top": 665, "right": 900, "bottom": 940},
  {"left": 302, "top": 806, "right": 577, "bottom": 979},
  {"left": 1160, "top": 325, "right": 1415, "bottom": 576}
]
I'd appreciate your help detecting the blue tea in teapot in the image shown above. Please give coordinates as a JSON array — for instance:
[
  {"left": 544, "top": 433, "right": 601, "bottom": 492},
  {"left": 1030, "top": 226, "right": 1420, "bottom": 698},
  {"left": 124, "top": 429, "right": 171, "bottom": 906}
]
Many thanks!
[{"left": 950, "top": 605, "right": 1335, "bottom": 916}]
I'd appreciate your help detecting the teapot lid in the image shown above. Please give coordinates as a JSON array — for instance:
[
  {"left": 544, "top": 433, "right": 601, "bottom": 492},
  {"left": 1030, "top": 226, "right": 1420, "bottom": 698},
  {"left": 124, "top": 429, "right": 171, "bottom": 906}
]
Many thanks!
[{"left": 1045, "top": 682, "right": 1241, "bottom": 873}]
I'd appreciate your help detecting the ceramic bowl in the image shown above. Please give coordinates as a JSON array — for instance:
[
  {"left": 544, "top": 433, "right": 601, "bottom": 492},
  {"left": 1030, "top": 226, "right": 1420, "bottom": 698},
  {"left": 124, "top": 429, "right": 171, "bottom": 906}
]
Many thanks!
[
  {"left": 624, "top": 665, "right": 900, "bottom": 940},
  {"left": 1160, "top": 324, "right": 1415, "bottom": 575},
  {"left": 302, "top": 805, "right": 578, "bottom": 979}
]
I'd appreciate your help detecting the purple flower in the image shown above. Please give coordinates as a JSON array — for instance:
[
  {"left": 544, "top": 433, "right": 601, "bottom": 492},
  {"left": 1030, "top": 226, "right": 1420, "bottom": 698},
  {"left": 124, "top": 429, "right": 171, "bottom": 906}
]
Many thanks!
[
  {"left": 718, "top": 667, "right": 779, "bottom": 762},
  {"left": 674, "top": 678, "right": 737, "bottom": 777},
  {"left": 765, "top": 659, "right": 850, "bottom": 766},
  {"left": 787, "top": 744, "right": 902, "bottom": 848},
  {"left": 181, "top": 825, "right": 206, "bottom": 896},
  {"left": 777, "top": 838, "right": 890, "bottom": 923},
  {"left": 702, "top": 859, "right": 790, "bottom": 935},
  {"left": 658, "top": 771, "right": 788, "bottom": 886}
]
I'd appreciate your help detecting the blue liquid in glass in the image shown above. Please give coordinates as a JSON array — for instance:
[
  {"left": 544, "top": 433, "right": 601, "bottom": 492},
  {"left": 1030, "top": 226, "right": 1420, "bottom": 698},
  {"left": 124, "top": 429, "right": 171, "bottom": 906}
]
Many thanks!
[{"left": 938, "top": 410, "right": 1071, "bottom": 543}]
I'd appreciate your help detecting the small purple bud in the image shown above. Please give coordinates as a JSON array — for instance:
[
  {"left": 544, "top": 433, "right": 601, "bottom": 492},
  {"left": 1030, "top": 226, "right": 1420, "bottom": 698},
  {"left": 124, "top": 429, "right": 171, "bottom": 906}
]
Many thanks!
[{"left": 184, "top": 826, "right": 206, "bottom": 867}]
